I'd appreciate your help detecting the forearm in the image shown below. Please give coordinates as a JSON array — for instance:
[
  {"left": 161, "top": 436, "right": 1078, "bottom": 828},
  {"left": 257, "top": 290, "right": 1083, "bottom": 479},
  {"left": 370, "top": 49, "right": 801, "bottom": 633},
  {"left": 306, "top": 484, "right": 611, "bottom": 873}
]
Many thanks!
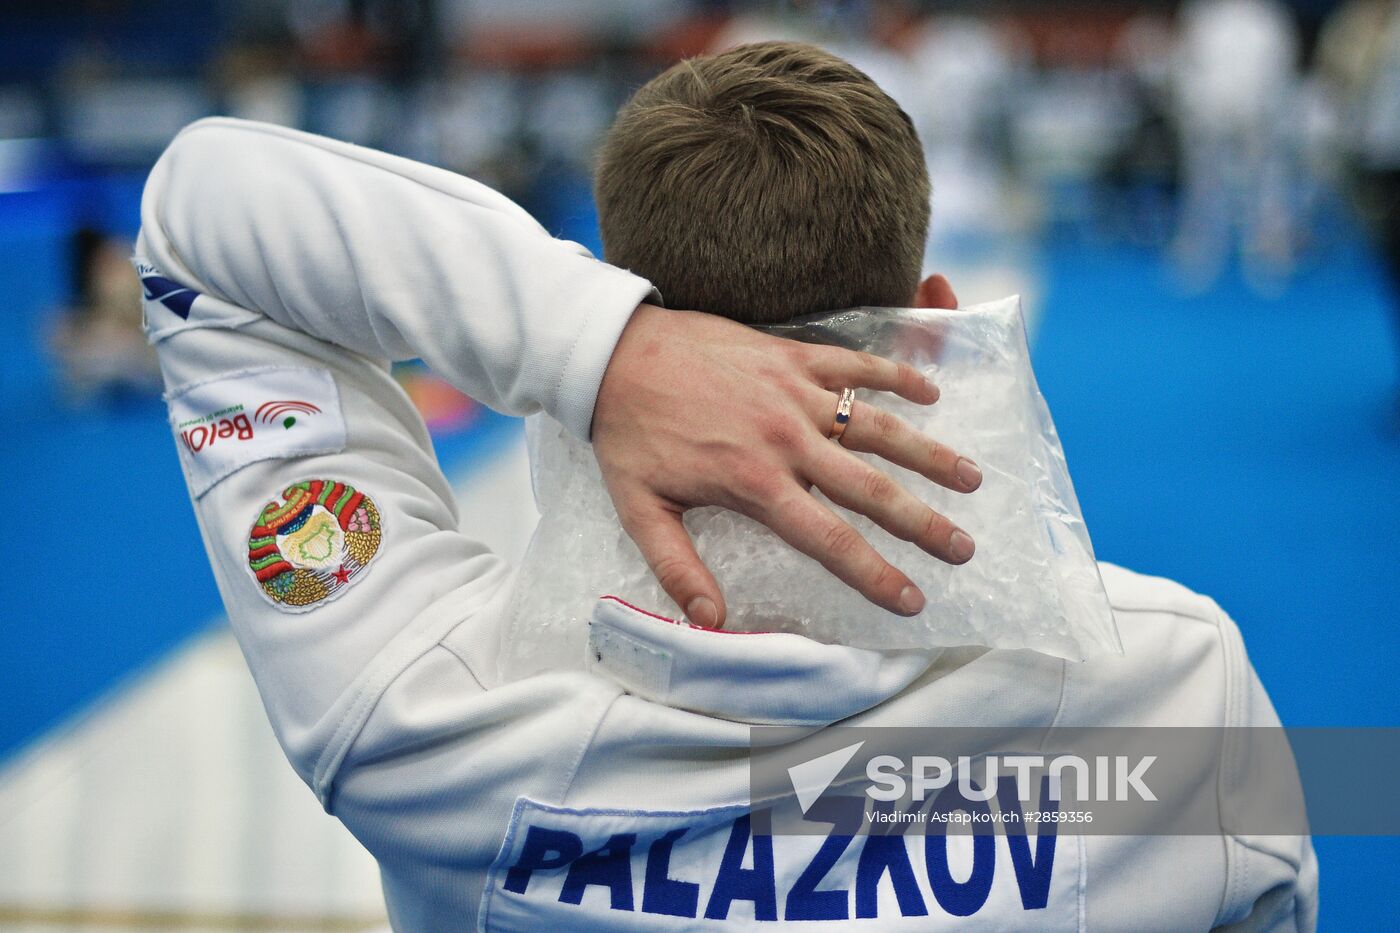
[{"left": 138, "top": 117, "right": 653, "bottom": 438}]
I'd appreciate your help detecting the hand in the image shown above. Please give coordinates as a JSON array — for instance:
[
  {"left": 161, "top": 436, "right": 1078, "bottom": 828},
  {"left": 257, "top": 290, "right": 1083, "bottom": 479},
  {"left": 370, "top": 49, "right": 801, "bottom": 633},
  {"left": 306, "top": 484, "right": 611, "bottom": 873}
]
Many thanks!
[{"left": 591, "top": 302, "right": 981, "bottom": 629}]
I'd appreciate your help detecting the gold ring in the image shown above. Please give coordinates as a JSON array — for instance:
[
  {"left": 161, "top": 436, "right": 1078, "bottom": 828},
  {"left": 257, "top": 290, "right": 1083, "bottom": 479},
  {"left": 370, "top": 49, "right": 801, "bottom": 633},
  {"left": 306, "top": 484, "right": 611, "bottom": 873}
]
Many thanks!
[{"left": 830, "top": 388, "right": 855, "bottom": 443}]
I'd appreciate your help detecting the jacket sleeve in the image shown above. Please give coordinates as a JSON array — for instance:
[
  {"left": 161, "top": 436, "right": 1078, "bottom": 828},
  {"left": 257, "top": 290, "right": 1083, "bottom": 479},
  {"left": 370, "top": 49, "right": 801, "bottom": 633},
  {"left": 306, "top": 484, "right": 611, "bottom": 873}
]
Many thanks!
[
  {"left": 139, "top": 116, "right": 653, "bottom": 440},
  {"left": 1213, "top": 610, "right": 1319, "bottom": 932},
  {"left": 136, "top": 118, "right": 651, "bottom": 808}
]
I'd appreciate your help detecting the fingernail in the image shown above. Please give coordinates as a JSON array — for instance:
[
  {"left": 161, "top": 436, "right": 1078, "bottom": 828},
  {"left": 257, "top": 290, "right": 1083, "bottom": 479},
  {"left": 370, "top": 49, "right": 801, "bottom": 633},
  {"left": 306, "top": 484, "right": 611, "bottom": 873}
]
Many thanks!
[
  {"left": 686, "top": 595, "right": 719, "bottom": 628},
  {"left": 956, "top": 457, "right": 982, "bottom": 490},
  {"left": 923, "top": 377, "right": 940, "bottom": 402},
  {"left": 950, "top": 530, "right": 976, "bottom": 563},
  {"left": 899, "top": 585, "right": 925, "bottom": 615}
]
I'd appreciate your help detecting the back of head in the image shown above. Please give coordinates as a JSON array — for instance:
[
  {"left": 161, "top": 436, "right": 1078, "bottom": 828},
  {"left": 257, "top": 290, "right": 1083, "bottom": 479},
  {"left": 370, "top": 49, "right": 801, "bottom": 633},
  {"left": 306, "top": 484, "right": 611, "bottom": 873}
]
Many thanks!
[{"left": 595, "top": 41, "right": 930, "bottom": 325}]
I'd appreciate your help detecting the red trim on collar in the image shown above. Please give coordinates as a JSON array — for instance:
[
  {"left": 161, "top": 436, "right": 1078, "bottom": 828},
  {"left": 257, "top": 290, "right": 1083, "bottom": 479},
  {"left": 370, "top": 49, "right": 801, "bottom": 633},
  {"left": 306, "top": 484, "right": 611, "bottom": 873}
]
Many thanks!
[{"left": 599, "top": 595, "right": 765, "bottom": 634}]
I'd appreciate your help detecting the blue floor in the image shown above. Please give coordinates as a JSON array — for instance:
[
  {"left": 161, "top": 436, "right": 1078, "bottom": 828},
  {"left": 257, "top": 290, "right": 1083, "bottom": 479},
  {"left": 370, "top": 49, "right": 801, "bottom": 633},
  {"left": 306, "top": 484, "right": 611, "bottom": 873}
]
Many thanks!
[{"left": 1031, "top": 231, "right": 1400, "bottom": 928}]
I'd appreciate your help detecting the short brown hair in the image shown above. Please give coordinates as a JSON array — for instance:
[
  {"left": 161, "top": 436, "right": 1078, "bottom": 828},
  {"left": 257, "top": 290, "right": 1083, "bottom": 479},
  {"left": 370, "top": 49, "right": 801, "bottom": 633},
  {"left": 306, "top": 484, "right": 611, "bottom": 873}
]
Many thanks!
[{"left": 594, "top": 41, "right": 930, "bottom": 325}]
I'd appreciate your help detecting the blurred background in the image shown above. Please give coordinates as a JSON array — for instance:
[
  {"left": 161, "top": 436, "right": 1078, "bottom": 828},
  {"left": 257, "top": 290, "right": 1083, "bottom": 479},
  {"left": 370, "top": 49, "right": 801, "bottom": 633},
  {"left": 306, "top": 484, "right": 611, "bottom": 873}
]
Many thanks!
[{"left": 0, "top": 0, "right": 1397, "bottom": 929}]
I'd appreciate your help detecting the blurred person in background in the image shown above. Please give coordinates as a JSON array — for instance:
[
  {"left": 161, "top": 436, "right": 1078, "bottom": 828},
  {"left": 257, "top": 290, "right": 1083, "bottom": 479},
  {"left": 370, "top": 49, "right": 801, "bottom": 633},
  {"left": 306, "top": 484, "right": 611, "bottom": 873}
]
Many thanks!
[
  {"left": 902, "top": 13, "right": 1028, "bottom": 259},
  {"left": 1171, "top": 0, "right": 1304, "bottom": 295},
  {"left": 49, "top": 227, "right": 160, "bottom": 404},
  {"left": 1100, "top": 13, "right": 1181, "bottom": 249},
  {"left": 134, "top": 39, "right": 1313, "bottom": 930},
  {"left": 1319, "top": 0, "right": 1400, "bottom": 422}
]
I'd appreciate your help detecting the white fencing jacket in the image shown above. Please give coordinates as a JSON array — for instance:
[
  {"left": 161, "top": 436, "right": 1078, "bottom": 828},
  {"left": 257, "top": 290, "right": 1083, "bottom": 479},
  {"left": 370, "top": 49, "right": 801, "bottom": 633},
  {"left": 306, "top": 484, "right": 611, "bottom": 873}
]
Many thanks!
[{"left": 138, "top": 118, "right": 1317, "bottom": 932}]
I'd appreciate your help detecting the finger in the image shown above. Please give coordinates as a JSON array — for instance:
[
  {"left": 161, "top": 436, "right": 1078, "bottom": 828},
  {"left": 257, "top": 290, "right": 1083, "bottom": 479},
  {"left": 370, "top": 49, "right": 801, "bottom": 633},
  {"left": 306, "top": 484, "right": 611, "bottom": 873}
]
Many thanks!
[
  {"left": 752, "top": 485, "right": 926, "bottom": 616},
  {"left": 618, "top": 498, "right": 726, "bottom": 628},
  {"left": 803, "top": 442, "right": 976, "bottom": 566},
  {"left": 804, "top": 346, "right": 939, "bottom": 405},
  {"left": 837, "top": 399, "right": 982, "bottom": 492}
]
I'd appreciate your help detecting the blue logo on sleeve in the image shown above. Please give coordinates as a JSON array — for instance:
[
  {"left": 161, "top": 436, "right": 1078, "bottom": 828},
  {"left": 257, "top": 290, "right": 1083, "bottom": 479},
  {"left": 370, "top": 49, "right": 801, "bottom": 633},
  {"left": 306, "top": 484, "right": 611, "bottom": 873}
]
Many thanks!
[{"left": 136, "top": 262, "right": 200, "bottom": 319}]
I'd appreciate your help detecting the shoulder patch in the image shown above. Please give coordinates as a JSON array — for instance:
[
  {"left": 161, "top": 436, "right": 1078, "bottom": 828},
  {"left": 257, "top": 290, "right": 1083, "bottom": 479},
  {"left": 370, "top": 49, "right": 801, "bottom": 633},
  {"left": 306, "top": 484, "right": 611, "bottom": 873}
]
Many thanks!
[
  {"left": 167, "top": 366, "right": 347, "bottom": 497},
  {"left": 247, "top": 479, "right": 383, "bottom": 611}
]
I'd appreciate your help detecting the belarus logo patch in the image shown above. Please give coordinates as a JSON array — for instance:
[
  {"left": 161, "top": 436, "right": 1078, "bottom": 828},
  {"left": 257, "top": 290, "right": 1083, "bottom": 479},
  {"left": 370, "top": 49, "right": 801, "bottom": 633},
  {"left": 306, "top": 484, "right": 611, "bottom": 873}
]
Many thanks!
[{"left": 247, "top": 479, "right": 382, "bottom": 610}]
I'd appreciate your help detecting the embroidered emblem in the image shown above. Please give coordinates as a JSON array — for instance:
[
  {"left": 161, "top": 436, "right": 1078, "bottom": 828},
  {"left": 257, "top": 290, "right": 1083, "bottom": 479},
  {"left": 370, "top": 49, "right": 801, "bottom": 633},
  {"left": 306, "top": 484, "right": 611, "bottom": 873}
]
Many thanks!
[{"left": 247, "top": 479, "right": 382, "bottom": 609}]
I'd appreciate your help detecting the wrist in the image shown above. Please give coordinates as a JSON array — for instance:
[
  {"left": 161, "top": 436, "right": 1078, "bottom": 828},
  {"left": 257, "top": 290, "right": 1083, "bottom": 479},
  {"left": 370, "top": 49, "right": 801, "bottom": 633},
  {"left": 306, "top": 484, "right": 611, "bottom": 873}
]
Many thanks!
[
  {"left": 549, "top": 268, "right": 653, "bottom": 441},
  {"left": 592, "top": 302, "right": 669, "bottom": 440}
]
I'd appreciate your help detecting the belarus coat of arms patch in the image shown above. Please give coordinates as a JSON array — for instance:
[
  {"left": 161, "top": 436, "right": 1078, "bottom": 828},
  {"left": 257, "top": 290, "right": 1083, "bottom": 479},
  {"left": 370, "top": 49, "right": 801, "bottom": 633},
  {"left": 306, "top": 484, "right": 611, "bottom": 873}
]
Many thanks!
[{"left": 246, "top": 479, "right": 382, "bottom": 609}]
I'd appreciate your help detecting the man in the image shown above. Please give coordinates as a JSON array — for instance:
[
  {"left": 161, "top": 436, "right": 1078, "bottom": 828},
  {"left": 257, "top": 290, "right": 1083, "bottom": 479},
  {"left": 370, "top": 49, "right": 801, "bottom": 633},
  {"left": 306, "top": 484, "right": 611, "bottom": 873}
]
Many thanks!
[{"left": 139, "top": 42, "right": 1315, "bottom": 930}]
